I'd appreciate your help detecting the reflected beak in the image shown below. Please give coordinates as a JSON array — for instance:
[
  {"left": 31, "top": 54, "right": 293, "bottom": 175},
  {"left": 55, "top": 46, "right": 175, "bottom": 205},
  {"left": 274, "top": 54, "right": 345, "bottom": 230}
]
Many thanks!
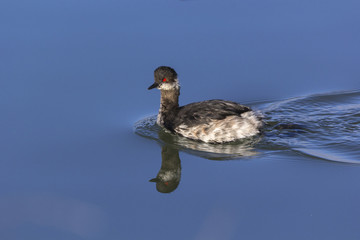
[
  {"left": 148, "top": 82, "right": 159, "bottom": 90},
  {"left": 149, "top": 177, "right": 160, "bottom": 182}
]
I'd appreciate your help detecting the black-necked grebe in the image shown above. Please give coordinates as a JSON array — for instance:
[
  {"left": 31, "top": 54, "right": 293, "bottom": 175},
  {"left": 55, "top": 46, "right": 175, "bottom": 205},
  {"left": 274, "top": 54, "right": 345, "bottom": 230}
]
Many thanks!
[{"left": 148, "top": 66, "right": 263, "bottom": 143}]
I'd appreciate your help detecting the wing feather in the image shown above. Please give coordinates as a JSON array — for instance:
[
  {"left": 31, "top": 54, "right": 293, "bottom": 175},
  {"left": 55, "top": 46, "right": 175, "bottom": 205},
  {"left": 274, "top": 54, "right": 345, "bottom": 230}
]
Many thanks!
[{"left": 174, "top": 100, "right": 251, "bottom": 127}]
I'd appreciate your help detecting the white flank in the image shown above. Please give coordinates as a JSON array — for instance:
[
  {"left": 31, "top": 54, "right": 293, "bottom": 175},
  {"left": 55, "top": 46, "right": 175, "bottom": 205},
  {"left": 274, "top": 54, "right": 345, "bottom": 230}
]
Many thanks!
[{"left": 175, "top": 111, "right": 263, "bottom": 143}]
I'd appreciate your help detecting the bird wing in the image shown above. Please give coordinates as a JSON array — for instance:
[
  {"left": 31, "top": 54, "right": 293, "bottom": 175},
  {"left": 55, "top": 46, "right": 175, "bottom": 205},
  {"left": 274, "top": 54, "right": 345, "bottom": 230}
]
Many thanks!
[{"left": 174, "top": 100, "right": 251, "bottom": 127}]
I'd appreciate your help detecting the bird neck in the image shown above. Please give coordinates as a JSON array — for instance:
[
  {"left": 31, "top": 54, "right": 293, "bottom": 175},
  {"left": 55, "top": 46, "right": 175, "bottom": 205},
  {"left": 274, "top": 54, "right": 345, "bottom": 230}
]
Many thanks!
[
  {"left": 159, "top": 88, "right": 180, "bottom": 113},
  {"left": 157, "top": 88, "right": 180, "bottom": 128}
]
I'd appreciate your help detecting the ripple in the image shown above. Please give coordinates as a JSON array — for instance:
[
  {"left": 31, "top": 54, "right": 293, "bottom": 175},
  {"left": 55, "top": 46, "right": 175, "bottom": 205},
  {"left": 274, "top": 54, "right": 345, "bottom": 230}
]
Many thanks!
[
  {"left": 258, "top": 90, "right": 360, "bottom": 163},
  {"left": 134, "top": 116, "right": 261, "bottom": 160},
  {"left": 135, "top": 90, "right": 360, "bottom": 163},
  {"left": 293, "top": 148, "right": 360, "bottom": 164}
]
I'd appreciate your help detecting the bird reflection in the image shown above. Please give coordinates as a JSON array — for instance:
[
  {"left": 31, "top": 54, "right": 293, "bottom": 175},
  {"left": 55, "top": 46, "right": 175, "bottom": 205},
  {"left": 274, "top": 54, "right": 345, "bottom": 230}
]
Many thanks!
[
  {"left": 148, "top": 125, "right": 261, "bottom": 193},
  {"left": 149, "top": 145, "right": 181, "bottom": 193}
]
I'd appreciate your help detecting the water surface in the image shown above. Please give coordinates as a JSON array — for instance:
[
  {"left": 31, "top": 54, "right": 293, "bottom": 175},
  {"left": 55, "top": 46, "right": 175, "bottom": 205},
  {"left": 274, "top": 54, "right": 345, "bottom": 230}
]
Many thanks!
[
  {"left": 1, "top": 0, "right": 360, "bottom": 239},
  {"left": 135, "top": 91, "right": 360, "bottom": 184}
]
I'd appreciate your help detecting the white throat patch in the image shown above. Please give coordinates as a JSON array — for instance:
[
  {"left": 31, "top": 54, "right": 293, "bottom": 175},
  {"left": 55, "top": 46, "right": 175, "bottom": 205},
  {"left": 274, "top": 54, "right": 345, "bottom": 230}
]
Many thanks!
[{"left": 159, "top": 78, "right": 180, "bottom": 91}]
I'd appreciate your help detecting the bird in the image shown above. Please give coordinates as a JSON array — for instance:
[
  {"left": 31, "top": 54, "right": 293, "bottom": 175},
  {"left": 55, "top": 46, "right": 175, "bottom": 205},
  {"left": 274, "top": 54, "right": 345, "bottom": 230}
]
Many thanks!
[{"left": 148, "top": 66, "right": 263, "bottom": 143}]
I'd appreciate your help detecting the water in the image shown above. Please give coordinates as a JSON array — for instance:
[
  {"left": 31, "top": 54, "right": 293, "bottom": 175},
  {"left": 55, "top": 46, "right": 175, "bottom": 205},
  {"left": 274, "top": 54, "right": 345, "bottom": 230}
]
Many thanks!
[
  {"left": 135, "top": 90, "right": 360, "bottom": 194},
  {"left": 1, "top": 0, "right": 360, "bottom": 239},
  {"left": 135, "top": 90, "right": 360, "bottom": 163}
]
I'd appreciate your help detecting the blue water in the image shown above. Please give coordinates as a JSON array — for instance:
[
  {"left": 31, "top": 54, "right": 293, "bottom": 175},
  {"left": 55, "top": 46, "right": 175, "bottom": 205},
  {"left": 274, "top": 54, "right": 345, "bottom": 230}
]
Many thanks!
[
  {"left": 136, "top": 90, "right": 360, "bottom": 163},
  {"left": 1, "top": 0, "right": 360, "bottom": 239}
]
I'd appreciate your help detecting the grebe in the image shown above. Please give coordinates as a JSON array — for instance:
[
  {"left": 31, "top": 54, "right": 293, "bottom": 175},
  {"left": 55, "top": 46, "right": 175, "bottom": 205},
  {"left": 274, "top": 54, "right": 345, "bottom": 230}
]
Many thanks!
[{"left": 148, "top": 66, "right": 262, "bottom": 143}]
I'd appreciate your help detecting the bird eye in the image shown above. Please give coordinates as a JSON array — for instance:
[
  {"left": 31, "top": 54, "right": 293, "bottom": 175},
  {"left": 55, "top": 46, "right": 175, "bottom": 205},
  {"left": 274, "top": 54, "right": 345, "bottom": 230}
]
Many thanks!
[{"left": 162, "top": 78, "right": 167, "bottom": 82}]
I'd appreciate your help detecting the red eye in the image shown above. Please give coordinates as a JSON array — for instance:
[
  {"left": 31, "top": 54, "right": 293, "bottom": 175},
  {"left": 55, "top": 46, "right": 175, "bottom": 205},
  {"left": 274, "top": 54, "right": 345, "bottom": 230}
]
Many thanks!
[{"left": 162, "top": 78, "right": 167, "bottom": 82}]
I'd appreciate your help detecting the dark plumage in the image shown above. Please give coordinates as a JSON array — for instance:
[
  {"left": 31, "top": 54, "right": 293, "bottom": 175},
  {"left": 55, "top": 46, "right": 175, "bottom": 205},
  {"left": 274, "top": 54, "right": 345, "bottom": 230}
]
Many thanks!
[
  {"left": 148, "top": 66, "right": 262, "bottom": 143},
  {"left": 175, "top": 100, "right": 251, "bottom": 127}
]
